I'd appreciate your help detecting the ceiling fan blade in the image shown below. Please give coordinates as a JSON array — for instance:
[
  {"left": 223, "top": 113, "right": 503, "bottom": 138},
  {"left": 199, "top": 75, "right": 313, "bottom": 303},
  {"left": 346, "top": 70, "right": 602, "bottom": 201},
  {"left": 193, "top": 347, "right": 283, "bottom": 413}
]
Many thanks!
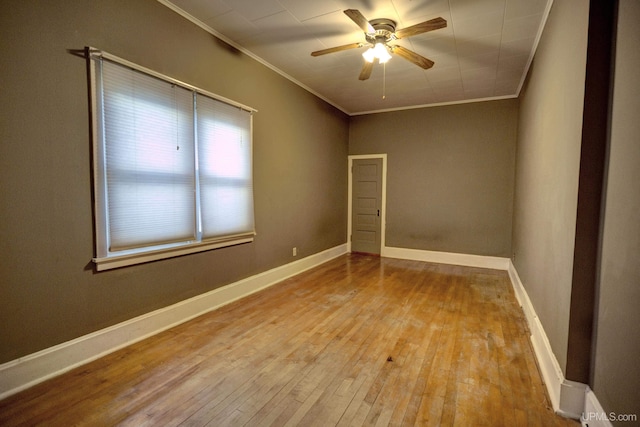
[
  {"left": 344, "top": 9, "right": 375, "bottom": 33},
  {"left": 391, "top": 45, "right": 435, "bottom": 69},
  {"left": 395, "top": 17, "right": 447, "bottom": 39},
  {"left": 359, "top": 61, "right": 374, "bottom": 80},
  {"left": 311, "top": 42, "right": 363, "bottom": 56}
]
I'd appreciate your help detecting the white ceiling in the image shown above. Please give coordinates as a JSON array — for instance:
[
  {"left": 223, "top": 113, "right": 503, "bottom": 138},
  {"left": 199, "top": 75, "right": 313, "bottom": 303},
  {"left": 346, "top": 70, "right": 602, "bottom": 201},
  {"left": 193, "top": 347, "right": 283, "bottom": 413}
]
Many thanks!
[{"left": 160, "top": 0, "right": 551, "bottom": 115}]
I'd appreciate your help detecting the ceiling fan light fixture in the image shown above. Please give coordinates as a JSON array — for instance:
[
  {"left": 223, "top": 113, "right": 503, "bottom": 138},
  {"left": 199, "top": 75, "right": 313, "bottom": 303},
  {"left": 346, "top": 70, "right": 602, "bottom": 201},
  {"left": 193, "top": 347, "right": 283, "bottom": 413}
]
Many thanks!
[
  {"left": 362, "top": 43, "right": 392, "bottom": 64},
  {"left": 375, "top": 43, "right": 392, "bottom": 63},
  {"left": 362, "top": 47, "right": 376, "bottom": 63}
]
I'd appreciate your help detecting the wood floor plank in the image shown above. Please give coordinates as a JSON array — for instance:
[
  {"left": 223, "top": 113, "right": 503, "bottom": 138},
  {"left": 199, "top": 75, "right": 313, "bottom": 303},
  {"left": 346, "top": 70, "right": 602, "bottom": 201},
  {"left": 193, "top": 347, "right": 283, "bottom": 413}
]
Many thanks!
[{"left": 0, "top": 254, "right": 578, "bottom": 427}]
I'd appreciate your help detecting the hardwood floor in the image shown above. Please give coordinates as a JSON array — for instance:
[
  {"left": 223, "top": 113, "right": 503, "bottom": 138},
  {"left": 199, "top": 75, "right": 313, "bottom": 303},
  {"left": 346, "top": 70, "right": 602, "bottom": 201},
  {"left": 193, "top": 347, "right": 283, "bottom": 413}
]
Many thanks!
[{"left": 0, "top": 254, "right": 578, "bottom": 426}]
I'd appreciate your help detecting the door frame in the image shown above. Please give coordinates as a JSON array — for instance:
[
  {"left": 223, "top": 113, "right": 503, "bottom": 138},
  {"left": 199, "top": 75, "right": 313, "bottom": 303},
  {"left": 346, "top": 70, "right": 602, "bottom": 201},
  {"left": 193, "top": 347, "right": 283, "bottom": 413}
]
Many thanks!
[{"left": 348, "top": 154, "right": 387, "bottom": 254}]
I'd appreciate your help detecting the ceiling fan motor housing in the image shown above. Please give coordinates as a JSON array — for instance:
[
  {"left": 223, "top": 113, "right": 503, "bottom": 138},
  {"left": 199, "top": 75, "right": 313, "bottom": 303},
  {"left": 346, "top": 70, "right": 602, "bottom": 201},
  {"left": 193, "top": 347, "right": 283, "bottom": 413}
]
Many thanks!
[{"left": 366, "top": 18, "right": 397, "bottom": 44}]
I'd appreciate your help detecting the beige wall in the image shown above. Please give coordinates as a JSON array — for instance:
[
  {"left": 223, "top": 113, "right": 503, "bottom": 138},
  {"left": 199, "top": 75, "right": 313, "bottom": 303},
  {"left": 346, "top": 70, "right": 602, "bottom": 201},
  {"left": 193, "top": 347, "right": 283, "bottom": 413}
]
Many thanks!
[
  {"left": 511, "top": 0, "right": 589, "bottom": 373},
  {"left": 349, "top": 100, "right": 518, "bottom": 257},
  {"left": 0, "top": 0, "right": 348, "bottom": 364},
  {"left": 593, "top": 0, "right": 640, "bottom": 419}
]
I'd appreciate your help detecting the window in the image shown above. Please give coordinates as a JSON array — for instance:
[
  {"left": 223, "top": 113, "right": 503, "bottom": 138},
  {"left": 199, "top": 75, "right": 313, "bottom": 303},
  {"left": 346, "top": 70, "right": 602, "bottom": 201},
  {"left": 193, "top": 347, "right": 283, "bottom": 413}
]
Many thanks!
[{"left": 89, "top": 49, "right": 256, "bottom": 271}]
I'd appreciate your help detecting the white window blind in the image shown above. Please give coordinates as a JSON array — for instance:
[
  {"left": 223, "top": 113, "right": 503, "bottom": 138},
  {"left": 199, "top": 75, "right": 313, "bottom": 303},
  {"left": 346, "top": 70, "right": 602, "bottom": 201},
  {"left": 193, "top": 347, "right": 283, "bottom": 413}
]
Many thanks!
[
  {"left": 102, "top": 61, "right": 197, "bottom": 251},
  {"left": 197, "top": 96, "right": 254, "bottom": 240},
  {"left": 90, "top": 49, "right": 256, "bottom": 270}
]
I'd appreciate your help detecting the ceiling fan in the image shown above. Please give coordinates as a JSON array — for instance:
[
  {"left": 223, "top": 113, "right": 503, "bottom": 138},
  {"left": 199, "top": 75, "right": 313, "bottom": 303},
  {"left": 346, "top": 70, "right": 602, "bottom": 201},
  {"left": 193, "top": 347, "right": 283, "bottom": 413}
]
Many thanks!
[{"left": 311, "top": 9, "right": 447, "bottom": 81}]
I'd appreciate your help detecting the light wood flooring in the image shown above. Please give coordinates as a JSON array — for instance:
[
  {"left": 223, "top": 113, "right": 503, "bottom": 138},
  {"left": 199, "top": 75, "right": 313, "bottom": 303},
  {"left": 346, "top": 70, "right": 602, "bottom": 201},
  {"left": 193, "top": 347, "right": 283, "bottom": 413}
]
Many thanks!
[{"left": 0, "top": 254, "right": 578, "bottom": 426}]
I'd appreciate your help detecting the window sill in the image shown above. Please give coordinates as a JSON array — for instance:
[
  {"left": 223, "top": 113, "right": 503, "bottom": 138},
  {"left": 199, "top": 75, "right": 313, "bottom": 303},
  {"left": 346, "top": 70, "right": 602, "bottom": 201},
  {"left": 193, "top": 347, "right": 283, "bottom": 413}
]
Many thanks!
[{"left": 93, "top": 235, "right": 254, "bottom": 271}]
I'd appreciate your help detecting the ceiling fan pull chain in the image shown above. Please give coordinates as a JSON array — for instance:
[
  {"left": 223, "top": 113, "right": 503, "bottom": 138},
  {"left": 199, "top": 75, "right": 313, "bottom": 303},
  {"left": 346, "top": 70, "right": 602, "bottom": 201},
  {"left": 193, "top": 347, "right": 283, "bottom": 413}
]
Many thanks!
[{"left": 382, "top": 62, "right": 386, "bottom": 100}]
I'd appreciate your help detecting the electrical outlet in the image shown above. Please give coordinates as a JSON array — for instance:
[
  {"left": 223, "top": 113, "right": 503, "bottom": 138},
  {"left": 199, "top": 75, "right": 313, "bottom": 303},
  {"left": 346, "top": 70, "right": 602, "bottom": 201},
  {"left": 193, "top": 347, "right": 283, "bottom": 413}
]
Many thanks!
[{"left": 293, "top": 247, "right": 297, "bottom": 257}]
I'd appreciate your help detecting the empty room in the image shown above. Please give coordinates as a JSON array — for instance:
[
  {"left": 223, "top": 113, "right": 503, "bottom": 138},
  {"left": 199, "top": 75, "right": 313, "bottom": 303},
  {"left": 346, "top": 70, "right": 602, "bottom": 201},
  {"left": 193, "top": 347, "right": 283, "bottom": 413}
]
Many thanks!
[{"left": 0, "top": 0, "right": 638, "bottom": 426}]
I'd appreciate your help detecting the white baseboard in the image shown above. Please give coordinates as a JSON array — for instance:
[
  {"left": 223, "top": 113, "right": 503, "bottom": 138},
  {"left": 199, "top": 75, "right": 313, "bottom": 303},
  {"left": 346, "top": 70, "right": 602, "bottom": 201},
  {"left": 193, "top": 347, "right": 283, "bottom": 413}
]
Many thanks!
[
  {"left": 559, "top": 379, "right": 589, "bottom": 419},
  {"left": 0, "top": 244, "right": 348, "bottom": 400},
  {"left": 507, "top": 260, "right": 587, "bottom": 420},
  {"left": 507, "top": 260, "right": 565, "bottom": 408},
  {"left": 382, "top": 246, "right": 511, "bottom": 270}
]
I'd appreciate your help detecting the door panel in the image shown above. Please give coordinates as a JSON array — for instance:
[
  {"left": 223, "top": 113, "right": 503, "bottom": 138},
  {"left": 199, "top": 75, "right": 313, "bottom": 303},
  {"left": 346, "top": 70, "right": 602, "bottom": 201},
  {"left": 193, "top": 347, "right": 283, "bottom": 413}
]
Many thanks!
[{"left": 351, "top": 158, "right": 382, "bottom": 254}]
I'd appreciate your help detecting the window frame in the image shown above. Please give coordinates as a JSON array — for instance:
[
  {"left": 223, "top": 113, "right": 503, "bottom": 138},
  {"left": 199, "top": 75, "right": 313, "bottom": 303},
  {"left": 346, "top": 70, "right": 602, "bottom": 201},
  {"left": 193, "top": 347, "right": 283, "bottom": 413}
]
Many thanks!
[{"left": 87, "top": 47, "right": 257, "bottom": 271}]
